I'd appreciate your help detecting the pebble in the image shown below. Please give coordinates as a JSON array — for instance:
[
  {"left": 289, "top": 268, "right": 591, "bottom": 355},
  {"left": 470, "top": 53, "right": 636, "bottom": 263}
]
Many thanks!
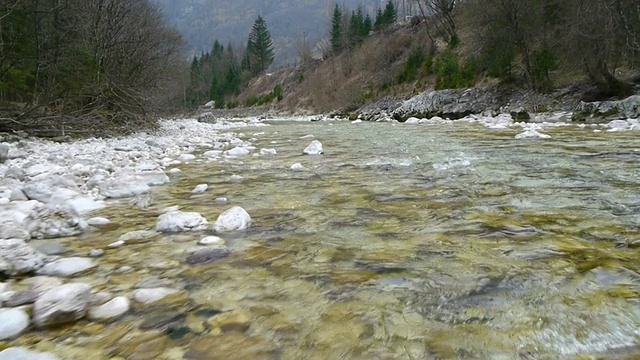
[
  {"left": 108, "top": 240, "right": 125, "bottom": 249},
  {"left": 89, "top": 249, "right": 105, "bottom": 257},
  {"left": 198, "top": 236, "right": 226, "bottom": 246},
  {"left": 88, "top": 296, "right": 130, "bottom": 321},
  {"left": 87, "top": 217, "right": 111, "bottom": 226},
  {"left": 290, "top": 163, "right": 306, "bottom": 171},
  {"left": 192, "top": 184, "right": 208, "bottom": 194}
]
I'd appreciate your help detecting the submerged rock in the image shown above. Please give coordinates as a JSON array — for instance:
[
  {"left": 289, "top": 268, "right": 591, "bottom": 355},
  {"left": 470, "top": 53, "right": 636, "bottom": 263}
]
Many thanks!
[
  {"left": 0, "top": 308, "right": 29, "bottom": 339},
  {"left": 303, "top": 140, "right": 323, "bottom": 155},
  {"left": 156, "top": 211, "right": 209, "bottom": 233},
  {"left": 132, "top": 287, "right": 179, "bottom": 304},
  {"left": 33, "top": 283, "right": 91, "bottom": 328},
  {"left": 198, "top": 236, "right": 225, "bottom": 246},
  {"left": 185, "top": 247, "right": 231, "bottom": 266},
  {"left": 290, "top": 163, "right": 306, "bottom": 172},
  {"left": 213, "top": 206, "right": 251, "bottom": 233},
  {"left": 226, "top": 147, "right": 251, "bottom": 157}
]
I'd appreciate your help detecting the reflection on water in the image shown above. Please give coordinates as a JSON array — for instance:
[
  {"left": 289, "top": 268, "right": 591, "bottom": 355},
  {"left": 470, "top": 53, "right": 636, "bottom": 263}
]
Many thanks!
[{"left": 18, "top": 121, "right": 640, "bottom": 359}]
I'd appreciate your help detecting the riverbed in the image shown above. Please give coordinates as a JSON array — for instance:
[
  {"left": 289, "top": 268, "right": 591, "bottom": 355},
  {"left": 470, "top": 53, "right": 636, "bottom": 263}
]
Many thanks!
[{"left": 2, "top": 117, "right": 640, "bottom": 359}]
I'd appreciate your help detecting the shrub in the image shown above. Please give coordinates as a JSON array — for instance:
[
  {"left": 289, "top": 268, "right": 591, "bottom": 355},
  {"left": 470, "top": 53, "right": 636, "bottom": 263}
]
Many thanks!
[{"left": 435, "top": 51, "right": 476, "bottom": 90}]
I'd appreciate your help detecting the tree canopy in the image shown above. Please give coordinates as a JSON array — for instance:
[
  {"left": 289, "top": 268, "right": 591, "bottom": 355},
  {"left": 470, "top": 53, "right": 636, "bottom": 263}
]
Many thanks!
[{"left": 247, "top": 16, "right": 275, "bottom": 74}]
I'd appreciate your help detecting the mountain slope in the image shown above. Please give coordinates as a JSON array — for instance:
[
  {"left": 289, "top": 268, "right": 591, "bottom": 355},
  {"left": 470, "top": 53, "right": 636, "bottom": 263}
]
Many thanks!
[{"left": 150, "top": 0, "right": 383, "bottom": 65}]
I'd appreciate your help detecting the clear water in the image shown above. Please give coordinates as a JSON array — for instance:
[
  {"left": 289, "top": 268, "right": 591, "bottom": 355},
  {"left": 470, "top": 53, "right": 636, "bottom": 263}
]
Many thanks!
[{"left": 15, "top": 121, "right": 640, "bottom": 359}]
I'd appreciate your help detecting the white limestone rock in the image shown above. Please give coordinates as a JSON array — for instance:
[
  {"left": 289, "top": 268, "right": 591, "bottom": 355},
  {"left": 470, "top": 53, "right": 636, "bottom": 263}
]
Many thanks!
[
  {"left": 0, "top": 239, "right": 46, "bottom": 276},
  {"left": 156, "top": 211, "right": 209, "bottom": 233},
  {"left": 132, "top": 287, "right": 179, "bottom": 304},
  {"left": 259, "top": 148, "right": 277, "bottom": 155},
  {"left": 87, "top": 296, "right": 129, "bottom": 321},
  {"left": 33, "top": 283, "right": 91, "bottom": 328},
  {"left": 198, "top": 236, "right": 226, "bottom": 246},
  {"left": 290, "top": 163, "right": 306, "bottom": 172},
  {"left": 137, "top": 171, "right": 170, "bottom": 186},
  {"left": 0, "top": 309, "right": 29, "bottom": 339},
  {"left": 36, "top": 257, "right": 96, "bottom": 277},
  {"left": 87, "top": 217, "right": 110, "bottom": 226},
  {"left": 0, "top": 347, "right": 59, "bottom": 360},
  {"left": 225, "top": 147, "right": 251, "bottom": 157},
  {"left": 514, "top": 129, "right": 552, "bottom": 140},
  {"left": 192, "top": 184, "right": 208, "bottom": 194},
  {"left": 213, "top": 206, "right": 252, "bottom": 233},
  {"left": 178, "top": 154, "right": 197, "bottom": 162},
  {"left": 404, "top": 117, "right": 421, "bottom": 124},
  {"left": 24, "top": 204, "right": 87, "bottom": 239},
  {"left": 303, "top": 140, "right": 323, "bottom": 155},
  {"left": 99, "top": 176, "right": 150, "bottom": 199}
]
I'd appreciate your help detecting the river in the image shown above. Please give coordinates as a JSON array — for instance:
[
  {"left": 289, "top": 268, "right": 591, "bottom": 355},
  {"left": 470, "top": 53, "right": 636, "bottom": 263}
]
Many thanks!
[{"left": 5, "top": 119, "right": 640, "bottom": 359}]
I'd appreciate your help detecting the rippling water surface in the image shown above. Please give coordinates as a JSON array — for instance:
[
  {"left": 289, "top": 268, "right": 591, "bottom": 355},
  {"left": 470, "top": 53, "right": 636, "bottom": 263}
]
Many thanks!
[{"left": 20, "top": 120, "right": 640, "bottom": 359}]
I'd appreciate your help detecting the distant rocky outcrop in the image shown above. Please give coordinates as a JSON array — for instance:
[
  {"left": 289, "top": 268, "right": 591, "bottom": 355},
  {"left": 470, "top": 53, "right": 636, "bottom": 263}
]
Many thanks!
[{"left": 573, "top": 95, "right": 640, "bottom": 122}]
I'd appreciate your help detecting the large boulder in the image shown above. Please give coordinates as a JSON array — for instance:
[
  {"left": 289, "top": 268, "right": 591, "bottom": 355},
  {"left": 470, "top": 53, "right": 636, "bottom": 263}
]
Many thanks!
[
  {"left": 33, "top": 283, "right": 91, "bottom": 328},
  {"left": 392, "top": 87, "right": 499, "bottom": 121},
  {"left": 573, "top": 95, "right": 640, "bottom": 122},
  {"left": 0, "top": 239, "right": 46, "bottom": 276},
  {"left": 156, "top": 211, "right": 209, "bottom": 233},
  {"left": 213, "top": 206, "right": 251, "bottom": 233},
  {"left": 24, "top": 204, "right": 88, "bottom": 239}
]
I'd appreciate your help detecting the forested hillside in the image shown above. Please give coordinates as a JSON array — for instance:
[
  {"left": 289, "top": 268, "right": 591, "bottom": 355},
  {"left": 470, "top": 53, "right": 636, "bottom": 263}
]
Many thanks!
[
  {"left": 149, "top": 0, "right": 401, "bottom": 66},
  {"left": 0, "top": 0, "right": 185, "bottom": 135}
]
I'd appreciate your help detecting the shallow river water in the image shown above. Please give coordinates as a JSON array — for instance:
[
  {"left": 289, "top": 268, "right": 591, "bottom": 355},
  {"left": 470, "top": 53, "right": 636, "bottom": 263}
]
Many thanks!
[{"left": 13, "top": 120, "right": 640, "bottom": 359}]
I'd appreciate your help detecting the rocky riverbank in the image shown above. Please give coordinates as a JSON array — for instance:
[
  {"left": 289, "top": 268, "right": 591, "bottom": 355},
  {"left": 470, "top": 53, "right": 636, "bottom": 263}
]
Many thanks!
[{"left": 0, "top": 116, "right": 280, "bottom": 359}]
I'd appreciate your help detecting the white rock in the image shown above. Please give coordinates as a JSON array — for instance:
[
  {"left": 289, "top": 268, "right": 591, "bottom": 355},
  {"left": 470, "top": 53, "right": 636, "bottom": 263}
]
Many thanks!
[
  {"left": 89, "top": 249, "right": 105, "bottom": 257},
  {"left": 0, "top": 239, "right": 46, "bottom": 276},
  {"left": 203, "top": 150, "right": 222, "bottom": 158},
  {"left": 87, "top": 296, "right": 129, "bottom": 321},
  {"left": 132, "top": 287, "right": 179, "bottom": 304},
  {"left": 214, "top": 197, "right": 228, "bottom": 204},
  {"left": 33, "top": 283, "right": 91, "bottom": 328},
  {"left": 303, "top": 140, "right": 323, "bottom": 155},
  {"left": 137, "top": 171, "right": 170, "bottom": 186},
  {"left": 290, "top": 163, "right": 306, "bottom": 172},
  {"left": 198, "top": 236, "right": 226, "bottom": 246},
  {"left": 65, "top": 196, "right": 104, "bottom": 215},
  {"left": 300, "top": 135, "right": 314, "bottom": 139},
  {"left": 24, "top": 204, "right": 87, "bottom": 239},
  {"left": 100, "top": 176, "right": 150, "bottom": 199},
  {"left": 168, "top": 168, "right": 182, "bottom": 174},
  {"left": 226, "top": 147, "right": 251, "bottom": 157},
  {"left": 20, "top": 276, "right": 62, "bottom": 296},
  {"left": 0, "top": 347, "right": 59, "bottom": 360},
  {"left": 404, "top": 117, "right": 421, "bottom": 124},
  {"left": 606, "top": 119, "right": 631, "bottom": 131},
  {"left": 107, "top": 240, "right": 125, "bottom": 249},
  {"left": 259, "top": 148, "right": 277, "bottom": 155},
  {"left": 36, "top": 257, "right": 96, "bottom": 277},
  {"left": 87, "top": 217, "right": 110, "bottom": 226},
  {"left": 0, "top": 309, "right": 29, "bottom": 339},
  {"left": 213, "top": 206, "right": 252, "bottom": 233},
  {"left": 178, "top": 154, "right": 196, "bottom": 162},
  {"left": 192, "top": 184, "right": 208, "bottom": 194},
  {"left": 156, "top": 211, "right": 209, "bottom": 233},
  {"left": 352, "top": 119, "right": 363, "bottom": 124},
  {"left": 118, "top": 230, "right": 157, "bottom": 243},
  {"left": 514, "top": 129, "right": 552, "bottom": 140}
]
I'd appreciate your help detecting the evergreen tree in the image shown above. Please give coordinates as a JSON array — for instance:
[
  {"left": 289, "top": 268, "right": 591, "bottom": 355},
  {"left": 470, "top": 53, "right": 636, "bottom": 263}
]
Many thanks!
[
  {"left": 374, "top": 7, "right": 384, "bottom": 30},
  {"left": 330, "top": 4, "right": 343, "bottom": 53},
  {"left": 382, "top": 0, "right": 397, "bottom": 26},
  {"left": 363, "top": 14, "right": 373, "bottom": 37},
  {"left": 247, "top": 16, "right": 275, "bottom": 74}
]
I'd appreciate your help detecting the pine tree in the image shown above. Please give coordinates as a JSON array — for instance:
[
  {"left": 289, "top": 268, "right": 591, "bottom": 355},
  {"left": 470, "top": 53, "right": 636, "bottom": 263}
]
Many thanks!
[
  {"left": 330, "top": 4, "right": 343, "bottom": 53},
  {"left": 247, "top": 16, "right": 275, "bottom": 74},
  {"left": 382, "top": 0, "right": 397, "bottom": 27}
]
